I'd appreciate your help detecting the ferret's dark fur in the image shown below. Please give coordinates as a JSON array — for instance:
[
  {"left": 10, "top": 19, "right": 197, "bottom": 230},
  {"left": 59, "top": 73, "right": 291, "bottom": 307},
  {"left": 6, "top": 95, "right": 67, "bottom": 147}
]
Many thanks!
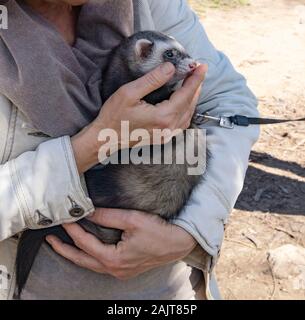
[{"left": 16, "top": 31, "right": 207, "bottom": 296}]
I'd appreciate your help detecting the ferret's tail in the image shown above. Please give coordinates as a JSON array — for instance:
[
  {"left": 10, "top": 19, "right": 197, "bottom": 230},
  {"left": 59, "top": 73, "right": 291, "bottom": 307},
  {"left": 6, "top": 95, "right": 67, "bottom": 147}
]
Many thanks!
[{"left": 16, "top": 226, "right": 71, "bottom": 298}]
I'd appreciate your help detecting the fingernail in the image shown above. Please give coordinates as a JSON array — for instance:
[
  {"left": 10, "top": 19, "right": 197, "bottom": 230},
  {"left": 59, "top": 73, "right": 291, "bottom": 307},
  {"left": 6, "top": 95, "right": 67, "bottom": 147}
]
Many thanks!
[{"left": 161, "top": 62, "right": 175, "bottom": 75}]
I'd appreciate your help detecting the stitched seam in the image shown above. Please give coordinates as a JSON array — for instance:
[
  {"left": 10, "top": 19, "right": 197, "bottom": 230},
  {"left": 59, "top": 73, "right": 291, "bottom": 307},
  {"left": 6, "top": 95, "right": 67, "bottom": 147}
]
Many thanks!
[
  {"left": 61, "top": 137, "right": 79, "bottom": 190},
  {"left": 0, "top": 105, "right": 12, "bottom": 164},
  {"left": 1, "top": 105, "right": 17, "bottom": 164},
  {"left": 12, "top": 160, "right": 33, "bottom": 225},
  {"left": 55, "top": 138, "right": 94, "bottom": 225},
  {"left": 11, "top": 160, "right": 33, "bottom": 227},
  {"left": 61, "top": 137, "right": 94, "bottom": 209},
  {"left": 209, "top": 183, "right": 231, "bottom": 213},
  {"left": 173, "top": 184, "right": 231, "bottom": 257},
  {"left": 173, "top": 219, "right": 216, "bottom": 256},
  {"left": 174, "top": 219, "right": 222, "bottom": 277},
  {"left": 8, "top": 160, "right": 29, "bottom": 227}
]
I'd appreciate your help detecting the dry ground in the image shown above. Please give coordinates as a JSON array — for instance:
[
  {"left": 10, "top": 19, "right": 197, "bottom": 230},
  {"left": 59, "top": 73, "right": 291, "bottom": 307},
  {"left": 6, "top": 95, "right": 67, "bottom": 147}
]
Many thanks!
[{"left": 189, "top": 0, "right": 305, "bottom": 299}]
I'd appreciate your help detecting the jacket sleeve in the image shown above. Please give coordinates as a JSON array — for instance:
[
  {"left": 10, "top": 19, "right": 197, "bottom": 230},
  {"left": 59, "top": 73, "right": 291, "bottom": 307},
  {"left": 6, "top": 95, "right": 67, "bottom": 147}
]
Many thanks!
[
  {"left": 0, "top": 97, "right": 94, "bottom": 241},
  {"left": 148, "top": 0, "right": 259, "bottom": 261}
]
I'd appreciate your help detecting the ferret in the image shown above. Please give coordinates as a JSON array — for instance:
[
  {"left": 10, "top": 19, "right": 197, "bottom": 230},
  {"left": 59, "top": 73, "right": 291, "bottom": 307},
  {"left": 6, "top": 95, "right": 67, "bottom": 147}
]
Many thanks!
[{"left": 15, "top": 31, "right": 207, "bottom": 296}]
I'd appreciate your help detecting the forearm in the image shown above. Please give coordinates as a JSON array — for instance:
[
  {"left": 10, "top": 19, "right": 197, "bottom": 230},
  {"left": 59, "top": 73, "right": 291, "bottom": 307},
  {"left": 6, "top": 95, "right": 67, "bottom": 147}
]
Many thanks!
[{"left": 0, "top": 136, "right": 94, "bottom": 241}]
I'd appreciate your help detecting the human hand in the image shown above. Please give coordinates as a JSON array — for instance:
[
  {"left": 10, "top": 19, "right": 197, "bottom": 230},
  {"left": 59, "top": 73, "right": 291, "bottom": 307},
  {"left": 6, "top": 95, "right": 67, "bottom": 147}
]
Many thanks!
[
  {"left": 71, "top": 63, "right": 207, "bottom": 173},
  {"left": 94, "top": 63, "right": 207, "bottom": 147},
  {"left": 46, "top": 208, "right": 197, "bottom": 280}
]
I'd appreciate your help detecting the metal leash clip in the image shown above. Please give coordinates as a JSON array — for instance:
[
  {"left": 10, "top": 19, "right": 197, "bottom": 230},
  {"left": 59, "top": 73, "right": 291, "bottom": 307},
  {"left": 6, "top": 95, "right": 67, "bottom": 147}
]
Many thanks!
[{"left": 194, "top": 113, "right": 235, "bottom": 129}]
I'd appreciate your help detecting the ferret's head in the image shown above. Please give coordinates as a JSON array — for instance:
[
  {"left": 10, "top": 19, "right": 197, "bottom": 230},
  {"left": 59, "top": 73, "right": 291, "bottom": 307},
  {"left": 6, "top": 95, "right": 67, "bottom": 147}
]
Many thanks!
[{"left": 128, "top": 31, "right": 198, "bottom": 85}]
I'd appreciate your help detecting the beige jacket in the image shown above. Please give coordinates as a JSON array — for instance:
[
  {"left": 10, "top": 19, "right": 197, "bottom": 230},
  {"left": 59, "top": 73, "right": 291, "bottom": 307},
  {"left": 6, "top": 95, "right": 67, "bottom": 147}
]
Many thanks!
[{"left": 0, "top": 0, "right": 259, "bottom": 299}]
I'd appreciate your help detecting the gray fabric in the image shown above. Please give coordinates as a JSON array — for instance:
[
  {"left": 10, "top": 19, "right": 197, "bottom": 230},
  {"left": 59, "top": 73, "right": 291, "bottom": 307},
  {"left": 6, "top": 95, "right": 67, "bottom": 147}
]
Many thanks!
[
  {"left": 132, "top": 0, "right": 141, "bottom": 33},
  {"left": 20, "top": 243, "right": 203, "bottom": 300},
  {"left": 0, "top": 0, "right": 134, "bottom": 137}
]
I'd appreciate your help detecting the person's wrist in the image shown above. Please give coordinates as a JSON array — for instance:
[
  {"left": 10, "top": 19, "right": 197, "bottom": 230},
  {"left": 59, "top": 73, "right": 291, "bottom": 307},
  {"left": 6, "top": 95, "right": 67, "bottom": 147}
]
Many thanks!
[
  {"left": 71, "top": 122, "right": 103, "bottom": 173},
  {"left": 171, "top": 225, "right": 197, "bottom": 257}
]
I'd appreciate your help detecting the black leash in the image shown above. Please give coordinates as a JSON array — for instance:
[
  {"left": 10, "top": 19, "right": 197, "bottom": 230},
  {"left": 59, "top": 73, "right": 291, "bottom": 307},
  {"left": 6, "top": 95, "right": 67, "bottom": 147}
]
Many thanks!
[{"left": 194, "top": 113, "right": 305, "bottom": 129}]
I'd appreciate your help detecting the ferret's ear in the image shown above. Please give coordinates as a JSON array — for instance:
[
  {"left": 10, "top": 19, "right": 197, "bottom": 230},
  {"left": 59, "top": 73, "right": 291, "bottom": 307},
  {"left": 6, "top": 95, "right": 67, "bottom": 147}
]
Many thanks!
[{"left": 135, "top": 39, "right": 153, "bottom": 59}]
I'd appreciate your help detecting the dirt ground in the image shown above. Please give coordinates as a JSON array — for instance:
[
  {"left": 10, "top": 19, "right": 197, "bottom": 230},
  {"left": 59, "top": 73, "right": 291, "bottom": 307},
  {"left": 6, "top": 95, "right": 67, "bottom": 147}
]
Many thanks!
[{"left": 189, "top": 0, "right": 305, "bottom": 300}]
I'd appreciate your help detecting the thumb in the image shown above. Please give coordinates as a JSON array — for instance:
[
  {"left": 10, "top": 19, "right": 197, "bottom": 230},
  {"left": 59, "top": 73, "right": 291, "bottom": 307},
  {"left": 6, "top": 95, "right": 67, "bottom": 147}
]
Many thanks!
[{"left": 125, "top": 62, "right": 175, "bottom": 102}]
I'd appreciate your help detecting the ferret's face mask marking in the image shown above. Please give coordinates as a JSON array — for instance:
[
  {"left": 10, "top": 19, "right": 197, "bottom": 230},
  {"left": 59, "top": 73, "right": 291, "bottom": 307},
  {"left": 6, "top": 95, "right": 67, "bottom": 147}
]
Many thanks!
[{"left": 134, "top": 37, "right": 198, "bottom": 86}]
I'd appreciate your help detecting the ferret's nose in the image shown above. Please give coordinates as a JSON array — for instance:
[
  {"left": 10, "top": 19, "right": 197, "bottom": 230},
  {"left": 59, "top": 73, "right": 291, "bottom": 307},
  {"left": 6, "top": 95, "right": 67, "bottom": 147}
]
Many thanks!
[{"left": 189, "top": 62, "right": 197, "bottom": 70}]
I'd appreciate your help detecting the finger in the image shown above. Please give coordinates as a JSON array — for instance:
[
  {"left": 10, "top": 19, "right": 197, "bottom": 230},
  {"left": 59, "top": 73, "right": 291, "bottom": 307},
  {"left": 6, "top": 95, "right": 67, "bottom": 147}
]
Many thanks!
[
  {"left": 160, "top": 83, "right": 201, "bottom": 132},
  {"left": 177, "top": 112, "right": 192, "bottom": 130},
  {"left": 177, "top": 86, "right": 202, "bottom": 127},
  {"left": 46, "top": 235, "right": 106, "bottom": 272},
  {"left": 182, "top": 63, "right": 208, "bottom": 87},
  {"left": 122, "top": 62, "right": 175, "bottom": 103},
  {"left": 87, "top": 208, "right": 136, "bottom": 231},
  {"left": 62, "top": 223, "right": 117, "bottom": 259},
  {"left": 169, "top": 64, "right": 207, "bottom": 109}
]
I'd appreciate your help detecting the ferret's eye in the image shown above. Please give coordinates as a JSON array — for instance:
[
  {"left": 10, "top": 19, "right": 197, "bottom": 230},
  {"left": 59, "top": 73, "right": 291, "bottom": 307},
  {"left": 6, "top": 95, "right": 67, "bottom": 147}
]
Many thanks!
[{"left": 165, "top": 50, "right": 174, "bottom": 58}]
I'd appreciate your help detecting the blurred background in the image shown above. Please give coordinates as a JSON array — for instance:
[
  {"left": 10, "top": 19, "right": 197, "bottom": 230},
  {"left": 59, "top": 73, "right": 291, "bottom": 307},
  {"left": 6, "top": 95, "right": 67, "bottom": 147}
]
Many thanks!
[{"left": 188, "top": 0, "right": 305, "bottom": 300}]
